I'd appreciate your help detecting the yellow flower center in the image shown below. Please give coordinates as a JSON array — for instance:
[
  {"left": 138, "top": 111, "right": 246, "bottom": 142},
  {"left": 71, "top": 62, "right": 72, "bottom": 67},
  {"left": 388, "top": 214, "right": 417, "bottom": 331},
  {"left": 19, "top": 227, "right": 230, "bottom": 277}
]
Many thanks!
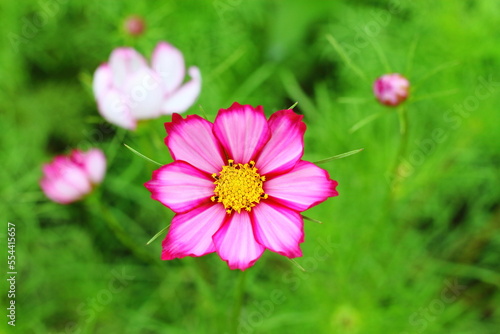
[{"left": 211, "top": 160, "right": 268, "bottom": 214}]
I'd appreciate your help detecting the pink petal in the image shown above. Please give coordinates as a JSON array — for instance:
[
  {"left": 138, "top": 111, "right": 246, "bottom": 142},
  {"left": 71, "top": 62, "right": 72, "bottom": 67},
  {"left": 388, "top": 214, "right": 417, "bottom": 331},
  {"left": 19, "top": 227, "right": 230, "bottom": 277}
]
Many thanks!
[
  {"left": 213, "top": 102, "right": 271, "bottom": 164},
  {"left": 165, "top": 114, "right": 225, "bottom": 174},
  {"left": 252, "top": 201, "right": 303, "bottom": 258},
  {"left": 265, "top": 161, "right": 338, "bottom": 212},
  {"left": 121, "top": 68, "right": 164, "bottom": 120},
  {"left": 52, "top": 158, "right": 92, "bottom": 194},
  {"left": 145, "top": 161, "right": 215, "bottom": 214},
  {"left": 40, "top": 177, "right": 82, "bottom": 204},
  {"left": 81, "top": 149, "right": 107, "bottom": 185},
  {"left": 92, "top": 64, "right": 113, "bottom": 100},
  {"left": 40, "top": 159, "right": 92, "bottom": 204},
  {"left": 151, "top": 42, "right": 186, "bottom": 94},
  {"left": 161, "top": 67, "right": 201, "bottom": 114},
  {"left": 162, "top": 203, "right": 226, "bottom": 260},
  {"left": 255, "top": 109, "right": 306, "bottom": 175},
  {"left": 96, "top": 89, "right": 136, "bottom": 129},
  {"left": 108, "top": 48, "right": 148, "bottom": 89},
  {"left": 213, "top": 211, "right": 265, "bottom": 270}
]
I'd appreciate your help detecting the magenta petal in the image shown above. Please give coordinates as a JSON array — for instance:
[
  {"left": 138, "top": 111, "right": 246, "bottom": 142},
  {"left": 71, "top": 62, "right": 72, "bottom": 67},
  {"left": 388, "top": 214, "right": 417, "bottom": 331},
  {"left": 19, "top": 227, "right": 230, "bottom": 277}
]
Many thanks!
[
  {"left": 162, "top": 203, "right": 226, "bottom": 260},
  {"left": 255, "top": 109, "right": 306, "bottom": 175},
  {"left": 40, "top": 177, "right": 82, "bottom": 204},
  {"left": 265, "top": 161, "right": 338, "bottom": 212},
  {"left": 165, "top": 114, "right": 225, "bottom": 174},
  {"left": 213, "top": 211, "right": 265, "bottom": 270},
  {"left": 213, "top": 102, "right": 271, "bottom": 164},
  {"left": 40, "top": 159, "right": 91, "bottom": 204},
  {"left": 252, "top": 202, "right": 303, "bottom": 258},
  {"left": 145, "top": 161, "right": 215, "bottom": 214}
]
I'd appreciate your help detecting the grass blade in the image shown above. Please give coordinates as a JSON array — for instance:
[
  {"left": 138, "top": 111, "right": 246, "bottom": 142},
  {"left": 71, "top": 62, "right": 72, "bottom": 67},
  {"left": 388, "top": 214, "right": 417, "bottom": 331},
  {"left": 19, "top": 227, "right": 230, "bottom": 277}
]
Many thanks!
[
  {"left": 302, "top": 215, "right": 323, "bottom": 224},
  {"left": 314, "top": 148, "right": 364, "bottom": 164},
  {"left": 124, "top": 143, "right": 163, "bottom": 166},
  {"left": 146, "top": 225, "right": 170, "bottom": 245}
]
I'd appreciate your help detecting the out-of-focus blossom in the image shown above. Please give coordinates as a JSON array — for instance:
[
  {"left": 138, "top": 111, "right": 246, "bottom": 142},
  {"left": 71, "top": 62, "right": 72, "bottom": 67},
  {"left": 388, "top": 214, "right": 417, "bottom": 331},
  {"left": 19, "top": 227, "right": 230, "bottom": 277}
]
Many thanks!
[
  {"left": 373, "top": 73, "right": 410, "bottom": 107},
  {"left": 40, "top": 149, "right": 106, "bottom": 204},
  {"left": 145, "top": 103, "right": 338, "bottom": 270},
  {"left": 124, "top": 15, "right": 146, "bottom": 36},
  {"left": 93, "top": 42, "right": 201, "bottom": 129}
]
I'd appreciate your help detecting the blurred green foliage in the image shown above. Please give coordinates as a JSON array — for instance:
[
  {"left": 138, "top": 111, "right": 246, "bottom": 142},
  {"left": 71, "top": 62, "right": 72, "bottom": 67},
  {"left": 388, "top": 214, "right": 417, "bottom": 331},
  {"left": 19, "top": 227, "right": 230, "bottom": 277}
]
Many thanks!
[{"left": 1, "top": 0, "right": 499, "bottom": 333}]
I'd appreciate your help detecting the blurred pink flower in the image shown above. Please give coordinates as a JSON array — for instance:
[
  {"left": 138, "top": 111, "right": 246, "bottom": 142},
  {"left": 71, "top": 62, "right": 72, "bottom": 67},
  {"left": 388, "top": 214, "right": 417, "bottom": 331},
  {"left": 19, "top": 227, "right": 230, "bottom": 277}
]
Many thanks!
[
  {"left": 40, "top": 149, "right": 106, "bottom": 204},
  {"left": 373, "top": 73, "right": 410, "bottom": 106},
  {"left": 93, "top": 42, "right": 201, "bottom": 129},
  {"left": 145, "top": 103, "right": 338, "bottom": 270}
]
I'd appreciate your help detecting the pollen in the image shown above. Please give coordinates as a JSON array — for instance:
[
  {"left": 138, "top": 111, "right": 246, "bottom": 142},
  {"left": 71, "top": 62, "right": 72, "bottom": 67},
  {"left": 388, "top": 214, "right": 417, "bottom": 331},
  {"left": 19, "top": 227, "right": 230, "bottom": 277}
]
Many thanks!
[{"left": 211, "top": 160, "right": 268, "bottom": 214}]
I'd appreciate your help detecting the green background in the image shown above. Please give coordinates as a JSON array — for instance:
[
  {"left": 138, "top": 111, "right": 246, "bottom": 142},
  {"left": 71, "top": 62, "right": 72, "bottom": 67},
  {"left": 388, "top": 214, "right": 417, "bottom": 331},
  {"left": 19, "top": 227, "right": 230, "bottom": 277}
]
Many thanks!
[{"left": 1, "top": 0, "right": 499, "bottom": 333}]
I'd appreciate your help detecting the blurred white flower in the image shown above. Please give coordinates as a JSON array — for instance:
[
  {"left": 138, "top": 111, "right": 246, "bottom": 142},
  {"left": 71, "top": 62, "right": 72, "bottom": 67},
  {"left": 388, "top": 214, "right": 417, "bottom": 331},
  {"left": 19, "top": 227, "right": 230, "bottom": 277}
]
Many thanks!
[{"left": 93, "top": 42, "right": 201, "bottom": 129}]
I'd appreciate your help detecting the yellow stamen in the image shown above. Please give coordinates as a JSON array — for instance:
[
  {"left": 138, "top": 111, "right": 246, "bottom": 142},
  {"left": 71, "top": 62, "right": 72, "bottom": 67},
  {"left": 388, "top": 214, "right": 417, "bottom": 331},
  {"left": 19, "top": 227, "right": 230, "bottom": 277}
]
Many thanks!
[{"left": 212, "top": 160, "right": 267, "bottom": 214}]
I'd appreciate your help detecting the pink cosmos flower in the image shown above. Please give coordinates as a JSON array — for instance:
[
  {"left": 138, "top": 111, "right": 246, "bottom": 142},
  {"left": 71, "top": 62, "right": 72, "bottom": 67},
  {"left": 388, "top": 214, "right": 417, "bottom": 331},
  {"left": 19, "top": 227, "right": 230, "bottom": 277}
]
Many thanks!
[
  {"left": 93, "top": 42, "right": 201, "bottom": 130},
  {"left": 40, "top": 149, "right": 106, "bottom": 204},
  {"left": 373, "top": 73, "right": 410, "bottom": 106},
  {"left": 145, "top": 103, "right": 338, "bottom": 270}
]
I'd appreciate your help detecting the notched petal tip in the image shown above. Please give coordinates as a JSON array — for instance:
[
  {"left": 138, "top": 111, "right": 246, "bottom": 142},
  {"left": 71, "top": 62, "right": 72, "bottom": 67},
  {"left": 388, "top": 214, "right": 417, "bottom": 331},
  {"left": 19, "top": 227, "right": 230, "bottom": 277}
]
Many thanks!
[{"left": 220, "top": 102, "right": 264, "bottom": 115}]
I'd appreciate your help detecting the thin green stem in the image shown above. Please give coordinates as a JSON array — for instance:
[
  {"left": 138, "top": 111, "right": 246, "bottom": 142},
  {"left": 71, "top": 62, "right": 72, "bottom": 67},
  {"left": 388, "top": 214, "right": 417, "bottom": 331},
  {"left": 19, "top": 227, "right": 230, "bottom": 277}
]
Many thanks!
[
  {"left": 326, "top": 34, "right": 370, "bottom": 83},
  {"left": 369, "top": 38, "right": 391, "bottom": 73},
  {"left": 230, "top": 270, "right": 247, "bottom": 333},
  {"left": 349, "top": 110, "right": 388, "bottom": 133},
  {"left": 405, "top": 36, "right": 419, "bottom": 76},
  {"left": 390, "top": 106, "right": 409, "bottom": 192},
  {"left": 413, "top": 61, "right": 460, "bottom": 88},
  {"left": 408, "top": 89, "right": 460, "bottom": 104}
]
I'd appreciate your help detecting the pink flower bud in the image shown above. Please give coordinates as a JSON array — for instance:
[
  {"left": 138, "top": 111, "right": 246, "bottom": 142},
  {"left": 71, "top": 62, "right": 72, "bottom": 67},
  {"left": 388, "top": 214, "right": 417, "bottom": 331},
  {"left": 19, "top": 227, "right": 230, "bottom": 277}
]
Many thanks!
[
  {"left": 124, "top": 15, "right": 146, "bottom": 36},
  {"left": 40, "top": 149, "right": 106, "bottom": 204},
  {"left": 373, "top": 73, "right": 410, "bottom": 107}
]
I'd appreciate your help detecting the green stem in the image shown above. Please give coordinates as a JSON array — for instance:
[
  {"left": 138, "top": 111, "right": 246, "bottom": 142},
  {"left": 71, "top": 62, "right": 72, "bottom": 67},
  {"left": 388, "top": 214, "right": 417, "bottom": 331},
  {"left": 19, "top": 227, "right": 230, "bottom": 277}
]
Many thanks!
[
  {"left": 230, "top": 270, "right": 247, "bottom": 333},
  {"left": 86, "top": 191, "right": 155, "bottom": 264},
  {"left": 390, "top": 107, "right": 409, "bottom": 193}
]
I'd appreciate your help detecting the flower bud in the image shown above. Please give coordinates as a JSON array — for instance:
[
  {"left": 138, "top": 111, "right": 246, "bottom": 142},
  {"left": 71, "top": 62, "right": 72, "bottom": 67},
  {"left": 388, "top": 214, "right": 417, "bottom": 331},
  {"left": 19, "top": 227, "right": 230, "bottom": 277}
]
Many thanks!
[
  {"left": 124, "top": 15, "right": 146, "bottom": 37},
  {"left": 373, "top": 73, "right": 410, "bottom": 106}
]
